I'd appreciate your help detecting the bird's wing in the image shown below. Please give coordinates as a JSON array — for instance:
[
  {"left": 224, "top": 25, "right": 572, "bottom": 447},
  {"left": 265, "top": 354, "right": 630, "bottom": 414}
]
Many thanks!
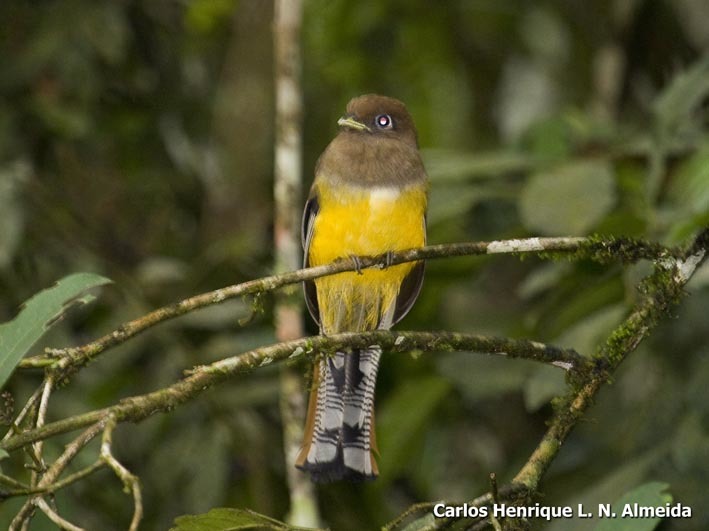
[
  {"left": 302, "top": 192, "right": 320, "bottom": 325},
  {"left": 390, "top": 214, "right": 426, "bottom": 326}
]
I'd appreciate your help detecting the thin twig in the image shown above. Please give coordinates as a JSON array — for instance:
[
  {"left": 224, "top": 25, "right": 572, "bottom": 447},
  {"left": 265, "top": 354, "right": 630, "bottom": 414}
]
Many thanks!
[
  {"left": 100, "top": 414, "right": 143, "bottom": 531},
  {"left": 2, "top": 461, "right": 104, "bottom": 498},
  {"left": 0, "top": 472, "right": 29, "bottom": 490},
  {"left": 9, "top": 420, "right": 106, "bottom": 531},
  {"left": 2, "top": 386, "right": 43, "bottom": 443},
  {"left": 30, "top": 375, "right": 54, "bottom": 488},
  {"left": 35, "top": 377, "right": 53, "bottom": 433},
  {"left": 35, "top": 498, "right": 85, "bottom": 531}
]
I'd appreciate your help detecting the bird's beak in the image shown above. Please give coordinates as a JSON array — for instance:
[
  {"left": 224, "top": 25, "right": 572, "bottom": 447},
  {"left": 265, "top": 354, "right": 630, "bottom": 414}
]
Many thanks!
[{"left": 337, "top": 116, "right": 371, "bottom": 132}]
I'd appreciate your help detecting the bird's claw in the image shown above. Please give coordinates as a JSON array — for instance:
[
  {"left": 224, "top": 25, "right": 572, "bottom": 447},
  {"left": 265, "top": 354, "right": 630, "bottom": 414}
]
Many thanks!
[
  {"left": 349, "top": 255, "right": 363, "bottom": 275},
  {"left": 378, "top": 251, "right": 394, "bottom": 269}
]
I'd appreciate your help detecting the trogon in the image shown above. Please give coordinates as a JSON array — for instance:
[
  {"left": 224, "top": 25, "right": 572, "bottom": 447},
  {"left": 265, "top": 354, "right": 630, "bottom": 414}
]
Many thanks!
[{"left": 296, "top": 94, "right": 428, "bottom": 482}]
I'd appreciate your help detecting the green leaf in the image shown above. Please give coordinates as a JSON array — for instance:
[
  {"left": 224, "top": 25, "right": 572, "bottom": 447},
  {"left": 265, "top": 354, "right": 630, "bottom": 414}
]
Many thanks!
[
  {"left": 593, "top": 482, "right": 672, "bottom": 531},
  {"left": 668, "top": 142, "right": 709, "bottom": 213},
  {"left": 653, "top": 55, "right": 709, "bottom": 134},
  {"left": 0, "top": 272, "right": 112, "bottom": 390},
  {"left": 424, "top": 148, "right": 529, "bottom": 226},
  {"left": 427, "top": 183, "right": 496, "bottom": 226},
  {"left": 424, "top": 148, "right": 533, "bottom": 182},
  {"left": 171, "top": 507, "right": 321, "bottom": 531},
  {"left": 666, "top": 141, "right": 709, "bottom": 243},
  {"left": 376, "top": 375, "right": 450, "bottom": 479},
  {"left": 519, "top": 159, "right": 616, "bottom": 235},
  {"left": 523, "top": 115, "right": 574, "bottom": 160}
]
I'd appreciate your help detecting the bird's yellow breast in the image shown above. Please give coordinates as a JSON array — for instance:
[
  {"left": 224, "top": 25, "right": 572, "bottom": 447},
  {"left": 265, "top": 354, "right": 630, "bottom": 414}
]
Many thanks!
[
  {"left": 309, "top": 182, "right": 426, "bottom": 261},
  {"left": 308, "top": 181, "right": 426, "bottom": 333}
]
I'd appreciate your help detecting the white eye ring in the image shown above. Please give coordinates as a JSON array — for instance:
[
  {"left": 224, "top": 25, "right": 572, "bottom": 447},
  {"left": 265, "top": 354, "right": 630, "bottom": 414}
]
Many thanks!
[{"left": 375, "top": 114, "right": 393, "bottom": 129}]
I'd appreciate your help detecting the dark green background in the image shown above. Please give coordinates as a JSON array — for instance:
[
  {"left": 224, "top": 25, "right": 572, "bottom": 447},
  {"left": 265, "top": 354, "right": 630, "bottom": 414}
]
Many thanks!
[{"left": 0, "top": 1, "right": 708, "bottom": 529}]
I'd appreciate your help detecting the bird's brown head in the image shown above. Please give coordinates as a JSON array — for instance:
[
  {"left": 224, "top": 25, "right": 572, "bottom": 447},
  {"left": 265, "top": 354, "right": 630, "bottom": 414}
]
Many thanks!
[{"left": 337, "top": 94, "right": 419, "bottom": 148}]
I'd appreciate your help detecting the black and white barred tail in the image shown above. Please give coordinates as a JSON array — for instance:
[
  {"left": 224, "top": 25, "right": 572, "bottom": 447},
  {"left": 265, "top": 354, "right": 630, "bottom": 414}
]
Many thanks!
[{"left": 295, "top": 346, "right": 382, "bottom": 482}]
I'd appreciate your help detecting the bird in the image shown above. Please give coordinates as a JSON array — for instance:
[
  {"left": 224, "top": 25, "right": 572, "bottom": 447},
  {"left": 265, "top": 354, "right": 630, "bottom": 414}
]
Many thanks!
[{"left": 295, "top": 94, "right": 428, "bottom": 482}]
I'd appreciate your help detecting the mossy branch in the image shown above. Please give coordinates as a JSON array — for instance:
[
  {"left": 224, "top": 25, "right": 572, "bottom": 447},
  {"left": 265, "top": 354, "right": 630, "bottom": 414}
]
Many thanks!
[
  {"left": 19, "top": 236, "right": 678, "bottom": 373},
  {"left": 3, "top": 330, "right": 580, "bottom": 453}
]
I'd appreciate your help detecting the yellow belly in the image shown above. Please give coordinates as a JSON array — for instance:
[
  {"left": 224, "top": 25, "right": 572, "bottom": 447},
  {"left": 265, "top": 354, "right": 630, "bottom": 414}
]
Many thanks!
[{"left": 308, "top": 183, "right": 426, "bottom": 334}]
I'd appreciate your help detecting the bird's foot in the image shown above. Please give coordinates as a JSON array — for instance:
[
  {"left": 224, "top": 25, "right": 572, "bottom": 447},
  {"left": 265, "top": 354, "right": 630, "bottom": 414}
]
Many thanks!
[
  {"left": 349, "top": 255, "right": 364, "bottom": 275},
  {"left": 378, "top": 251, "right": 394, "bottom": 269}
]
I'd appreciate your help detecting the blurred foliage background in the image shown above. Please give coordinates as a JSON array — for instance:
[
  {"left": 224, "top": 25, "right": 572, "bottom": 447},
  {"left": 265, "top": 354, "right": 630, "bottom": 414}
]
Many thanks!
[{"left": 1, "top": 1, "right": 708, "bottom": 529}]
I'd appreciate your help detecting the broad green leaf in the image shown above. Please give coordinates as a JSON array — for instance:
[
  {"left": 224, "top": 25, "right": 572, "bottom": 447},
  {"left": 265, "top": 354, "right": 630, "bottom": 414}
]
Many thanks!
[
  {"left": 424, "top": 148, "right": 530, "bottom": 226},
  {"left": 523, "top": 115, "right": 574, "bottom": 160},
  {"left": 653, "top": 55, "right": 709, "bottom": 134},
  {"left": 519, "top": 159, "right": 616, "bottom": 235},
  {"left": 666, "top": 142, "right": 709, "bottom": 243},
  {"left": 593, "top": 482, "right": 672, "bottom": 531},
  {"left": 376, "top": 375, "right": 450, "bottom": 479},
  {"left": 668, "top": 142, "right": 709, "bottom": 213},
  {"left": 665, "top": 210, "right": 709, "bottom": 246},
  {"left": 424, "top": 148, "right": 533, "bottom": 182},
  {"left": 171, "top": 507, "right": 321, "bottom": 531},
  {"left": 427, "top": 184, "right": 496, "bottom": 226},
  {"left": 0, "top": 272, "right": 112, "bottom": 390}
]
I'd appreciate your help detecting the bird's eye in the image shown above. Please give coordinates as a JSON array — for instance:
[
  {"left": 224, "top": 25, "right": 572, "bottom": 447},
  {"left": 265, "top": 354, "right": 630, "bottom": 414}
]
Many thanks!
[{"left": 375, "top": 114, "right": 393, "bottom": 129}]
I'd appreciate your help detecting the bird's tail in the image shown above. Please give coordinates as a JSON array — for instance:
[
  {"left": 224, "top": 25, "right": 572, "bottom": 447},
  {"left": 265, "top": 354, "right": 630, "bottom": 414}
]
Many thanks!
[{"left": 295, "top": 346, "right": 382, "bottom": 482}]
